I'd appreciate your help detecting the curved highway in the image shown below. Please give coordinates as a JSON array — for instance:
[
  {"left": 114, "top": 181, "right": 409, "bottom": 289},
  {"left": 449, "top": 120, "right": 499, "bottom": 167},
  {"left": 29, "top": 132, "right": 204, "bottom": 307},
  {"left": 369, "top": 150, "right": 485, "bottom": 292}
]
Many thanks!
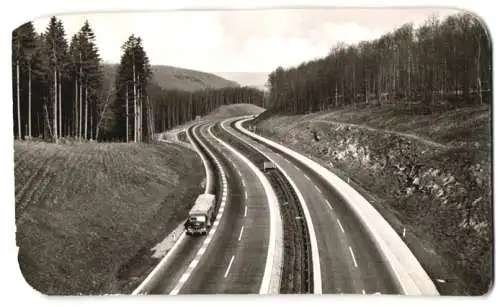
[
  {"left": 223, "top": 117, "right": 400, "bottom": 294},
  {"left": 147, "top": 123, "right": 273, "bottom": 294},
  {"left": 136, "top": 116, "right": 436, "bottom": 295},
  {"left": 177, "top": 123, "right": 272, "bottom": 294}
]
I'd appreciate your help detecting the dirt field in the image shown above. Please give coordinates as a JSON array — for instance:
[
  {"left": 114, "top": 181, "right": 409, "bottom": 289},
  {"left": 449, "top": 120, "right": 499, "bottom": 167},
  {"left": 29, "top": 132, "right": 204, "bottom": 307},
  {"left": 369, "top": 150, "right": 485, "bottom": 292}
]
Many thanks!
[{"left": 15, "top": 141, "right": 203, "bottom": 295}]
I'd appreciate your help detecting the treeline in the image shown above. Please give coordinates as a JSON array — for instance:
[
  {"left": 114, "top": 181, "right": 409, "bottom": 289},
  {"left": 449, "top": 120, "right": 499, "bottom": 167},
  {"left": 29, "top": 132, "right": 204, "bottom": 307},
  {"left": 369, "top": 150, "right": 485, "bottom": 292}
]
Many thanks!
[
  {"left": 12, "top": 17, "right": 265, "bottom": 142},
  {"left": 148, "top": 86, "right": 265, "bottom": 133},
  {"left": 266, "top": 13, "right": 492, "bottom": 114}
]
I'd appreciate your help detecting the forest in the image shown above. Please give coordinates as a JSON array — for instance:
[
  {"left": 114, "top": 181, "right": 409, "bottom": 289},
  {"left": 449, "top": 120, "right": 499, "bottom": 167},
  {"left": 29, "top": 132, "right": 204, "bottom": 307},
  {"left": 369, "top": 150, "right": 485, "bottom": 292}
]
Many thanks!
[
  {"left": 265, "top": 13, "right": 492, "bottom": 114},
  {"left": 12, "top": 17, "right": 265, "bottom": 142},
  {"left": 12, "top": 12, "right": 492, "bottom": 142}
]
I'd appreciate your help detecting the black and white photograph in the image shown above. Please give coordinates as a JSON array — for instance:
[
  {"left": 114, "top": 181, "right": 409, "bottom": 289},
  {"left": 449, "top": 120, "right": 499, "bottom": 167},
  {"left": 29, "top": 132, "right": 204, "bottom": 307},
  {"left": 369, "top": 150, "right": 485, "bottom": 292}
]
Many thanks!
[{"left": 11, "top": 5, "right": 493, "bottom": 297}]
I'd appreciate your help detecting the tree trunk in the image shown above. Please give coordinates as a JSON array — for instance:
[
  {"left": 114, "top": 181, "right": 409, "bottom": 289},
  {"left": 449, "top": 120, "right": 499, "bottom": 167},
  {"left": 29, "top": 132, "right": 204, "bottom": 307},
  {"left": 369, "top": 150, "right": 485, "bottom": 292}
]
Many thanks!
[
  {"left": 139, "top": 88, "right": 142, "bottom": 143},
  {"left": 84, "top": 81, "right": 88, "bottom": 139},
  {"left": 133, "top": 62, "right": 137, "bottom": 143},
  {"left": 335, "top": 82, "right": 338, "bottom": 107},
  {"left": 407, "top": 50, "right": 411, "bottom": 100},
  {"left": 44, "top": 103, "right": 53, "bottom": 139},
  {"left": 58, "top": 71, "right": 62, "bottom": 139},
  {"left": 126, "top": 86, "right": 129, "bottom": 142},
  {"left": 74, "top": 79, "right": 78, "bottom": 137},
  {"left": 477, "top": 41, "right": 483, "bottom": 105},
  {"left": 96, "top": 92, "right": 114, "bottom": 141},
  {"left": 53, "top": 68, "right": 58, "bottom": 143},
  {"left": 16, "top": 60, "right": 21, "bottom": 140},
  {"left": 79, "top": 67, "right": 83, "bottom": 140},
  {"left": 162, "top": 108, "right": 165, "bottom": 131},
  {"left": 90, "top": 105, "right": 93, "bottom": 140}
]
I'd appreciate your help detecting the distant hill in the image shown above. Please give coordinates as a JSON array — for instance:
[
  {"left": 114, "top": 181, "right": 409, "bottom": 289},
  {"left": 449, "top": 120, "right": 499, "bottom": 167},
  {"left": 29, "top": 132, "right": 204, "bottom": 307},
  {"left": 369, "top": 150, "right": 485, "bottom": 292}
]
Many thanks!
[
  {"left": 102, "top": 63, "right": 240, "bottom": 92},
  {"left": 204, "top": 103, "right": 265, "bottom": 121},
  {"left": 215, "top": 72, "right": 270, "bottom": 91}
]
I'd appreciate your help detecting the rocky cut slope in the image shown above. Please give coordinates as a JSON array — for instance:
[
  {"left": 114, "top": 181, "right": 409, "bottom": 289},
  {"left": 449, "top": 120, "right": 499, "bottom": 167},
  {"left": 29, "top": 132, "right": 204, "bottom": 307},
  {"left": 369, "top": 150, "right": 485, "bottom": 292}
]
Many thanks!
[{"left": 252, "top": 103, "right": 492, "bottom": 295}]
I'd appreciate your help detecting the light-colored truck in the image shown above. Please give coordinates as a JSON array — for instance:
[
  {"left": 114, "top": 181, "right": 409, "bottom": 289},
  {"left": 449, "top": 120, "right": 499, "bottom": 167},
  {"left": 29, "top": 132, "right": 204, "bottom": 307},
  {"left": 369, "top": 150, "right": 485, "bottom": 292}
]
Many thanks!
[{"left": 184, "top": 193, "right": 216, "bottom": 236}]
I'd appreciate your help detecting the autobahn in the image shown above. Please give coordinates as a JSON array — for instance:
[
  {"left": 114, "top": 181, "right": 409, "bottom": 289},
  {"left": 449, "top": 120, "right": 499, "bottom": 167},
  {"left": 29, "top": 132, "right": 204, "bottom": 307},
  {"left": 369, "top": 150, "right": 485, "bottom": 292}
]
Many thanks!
[
  {"left": 133, "top": 116, "right": 439, "bottom": 296},
  {"left": 223, "top": 117, "right": 399, "bottom": 294},
  {"left": 142, "top": 123, "right": 276, "bottom": 294}
]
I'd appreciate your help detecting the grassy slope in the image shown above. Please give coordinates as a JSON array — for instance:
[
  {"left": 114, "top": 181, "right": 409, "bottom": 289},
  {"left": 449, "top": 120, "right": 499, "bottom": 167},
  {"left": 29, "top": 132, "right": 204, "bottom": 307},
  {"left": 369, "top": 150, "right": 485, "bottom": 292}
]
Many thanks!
[
  {"left": 253, "top": 103, "right": 492, "bottom": 295},
  {"left": 15, "top": 141, "right": 203, "bottom": 295},
  {"left": 102, "top": 64, "right": 239, "bottom": 92},
  {"left": 203, "top": 103, "right": 265, "bottom": 121}
]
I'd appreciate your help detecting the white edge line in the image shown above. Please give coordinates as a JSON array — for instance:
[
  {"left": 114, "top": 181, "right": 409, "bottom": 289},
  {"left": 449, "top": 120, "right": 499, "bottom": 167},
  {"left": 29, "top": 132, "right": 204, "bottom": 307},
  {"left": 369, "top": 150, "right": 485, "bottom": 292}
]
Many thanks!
[
  {"left": 168, "top": 123, "right": 229, "bottom": 295},
  {"left": 188, "top": 125, "right": 213, "bottom": 194},
  {"left": 226, "top": 118, "right": 322, "bottom": 295},
  {"left": 132, "top": 124, "right": 214, "bottom": 294},
  {"left": 212, "top": 121, "right": 283, "bottom": 295}
]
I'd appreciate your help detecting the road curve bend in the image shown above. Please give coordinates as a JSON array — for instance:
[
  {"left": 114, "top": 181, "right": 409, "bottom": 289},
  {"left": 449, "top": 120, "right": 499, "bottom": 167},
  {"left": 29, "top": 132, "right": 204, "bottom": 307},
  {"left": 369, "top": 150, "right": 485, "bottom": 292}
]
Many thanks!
[{"left": 234, "top": 117, "right": 439, "bottom": 296}]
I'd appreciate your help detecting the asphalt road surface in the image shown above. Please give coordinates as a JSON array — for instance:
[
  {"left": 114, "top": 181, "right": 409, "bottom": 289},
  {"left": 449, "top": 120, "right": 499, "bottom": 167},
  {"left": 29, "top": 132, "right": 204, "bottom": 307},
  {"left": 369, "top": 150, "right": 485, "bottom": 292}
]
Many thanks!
[
  {"left": 150, "top": 123, "right": 271, "bottom": 294},
  {"left": 225, "top": 118, "right": 401, "bottom": 294}
]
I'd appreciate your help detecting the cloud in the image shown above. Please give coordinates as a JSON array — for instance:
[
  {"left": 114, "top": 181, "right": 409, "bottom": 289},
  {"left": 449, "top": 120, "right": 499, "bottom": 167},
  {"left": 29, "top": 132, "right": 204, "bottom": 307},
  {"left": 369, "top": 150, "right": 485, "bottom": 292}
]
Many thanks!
[{"left": 31, "top": 8, "right": 461, "bottom": 86}]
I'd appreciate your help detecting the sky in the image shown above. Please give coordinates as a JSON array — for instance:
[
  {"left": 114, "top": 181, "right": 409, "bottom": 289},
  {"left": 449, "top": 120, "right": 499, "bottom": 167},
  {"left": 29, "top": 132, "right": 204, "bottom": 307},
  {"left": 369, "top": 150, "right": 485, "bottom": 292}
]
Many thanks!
[{"left": 32, "top": 8, "right": 461, "bottom": 87}]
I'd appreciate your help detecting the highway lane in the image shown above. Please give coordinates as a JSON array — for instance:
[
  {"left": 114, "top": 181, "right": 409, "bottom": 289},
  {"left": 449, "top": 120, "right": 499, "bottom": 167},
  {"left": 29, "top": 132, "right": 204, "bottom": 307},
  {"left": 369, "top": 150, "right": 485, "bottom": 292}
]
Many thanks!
[
  {"left": 148, "top": 124, "right": 218, "bottom": 294},
  {"left": 226, "top": 118, "right": 401, "bottom": 294},
  {"left": 176, "top": 123, "right": 271, "bottom": 294}
]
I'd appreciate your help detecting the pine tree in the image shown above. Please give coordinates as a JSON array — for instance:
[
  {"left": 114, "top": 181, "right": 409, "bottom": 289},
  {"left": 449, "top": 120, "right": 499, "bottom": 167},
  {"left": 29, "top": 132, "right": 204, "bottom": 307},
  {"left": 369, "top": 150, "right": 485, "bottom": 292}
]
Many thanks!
[
  {"left": 111, "top": 35, "right": 152, "bottom": 142},
  {"left": 12, "top": 21, "right": 37, "bottom": 139},
  {"left": 37, "top": 17, "right": 68, "bottom": 143}
]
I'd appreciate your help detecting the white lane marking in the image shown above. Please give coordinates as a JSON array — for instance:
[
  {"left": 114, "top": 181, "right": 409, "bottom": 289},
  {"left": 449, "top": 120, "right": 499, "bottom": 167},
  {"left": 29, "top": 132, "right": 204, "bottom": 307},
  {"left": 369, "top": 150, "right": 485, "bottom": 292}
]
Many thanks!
[
  {"left": 244, "top": 191, "right": 248, "bottom": 200},
  {"left": 224, "top": 255, "right": 235, "bottom": 278},
  {"left": 227, "top": 119, "right": 322, "bottom": 295},
  {"left": 314, "top": 184, "right": 322, "bottom": 194},
  {"left": 214, "top": 121, "right": 282, "bottom": 295},
  {"left": 337, "top": 219, "right": 345, "bottom": 233},
  {"left": 186, "top": 125, "right": 213, "bottom": 195},
  {"left": 349, "top": 246, "right": 358, "bottom": 268},
  {"left": 237, "top": 169, "right": 242, "bottom": 177},
  {"left": 304, "top": 174, "right": 311, "bottom": 181},
  {"left": 362, "top": 289, "right": 366, "bottom": 295},
  {"left": 242, "top": 179, "right": 247, "bottom": 188},
  {"left": 238, "top": 226, "right": 245, "bottom": 241},
  {"left": 244, "top": 205, "right": 248, "bottom": 217},
  {"left": 169, "top": 124, "right": 228, "bottom": 295},
  {"left": 237, "top": 120, "right": 439, "bottom": 295},
  {"left": 325, "top": 200, "right": 333, "bottom": 210},
  {"left": 436, "top": 279, "right": 446, "bottom": 283}
]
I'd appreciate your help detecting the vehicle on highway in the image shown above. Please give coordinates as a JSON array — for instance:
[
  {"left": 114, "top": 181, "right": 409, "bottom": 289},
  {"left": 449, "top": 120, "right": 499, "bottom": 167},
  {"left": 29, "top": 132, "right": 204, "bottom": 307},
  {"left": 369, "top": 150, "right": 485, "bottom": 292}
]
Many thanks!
[
  {"left": 184, "top": 193, "right": 216, "bottom": 236},
  {"left": 263, "top": 161, "right": 276, "bottom": 172}
]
